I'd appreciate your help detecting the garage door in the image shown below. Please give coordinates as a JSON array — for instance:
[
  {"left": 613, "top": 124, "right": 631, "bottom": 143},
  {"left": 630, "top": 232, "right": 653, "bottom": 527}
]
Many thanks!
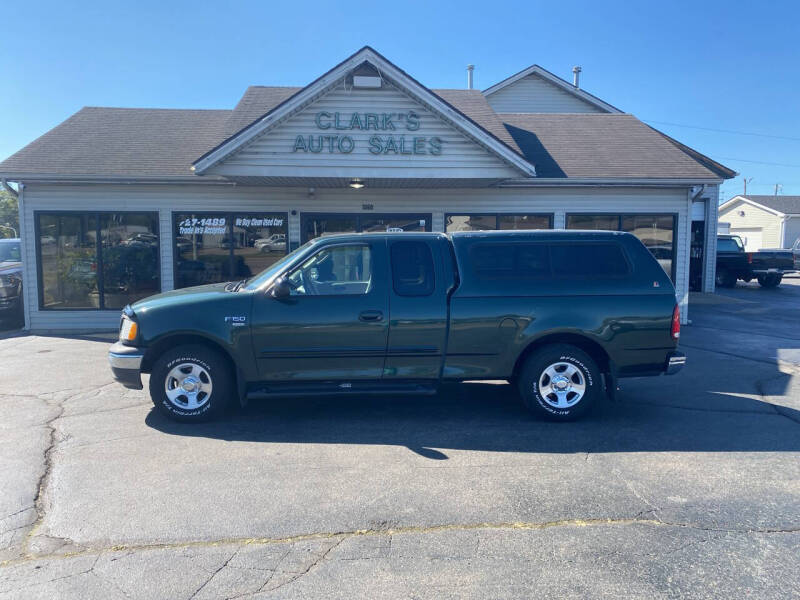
[{"left": 734, "top": 229, "right": 763, "bottom": 252}]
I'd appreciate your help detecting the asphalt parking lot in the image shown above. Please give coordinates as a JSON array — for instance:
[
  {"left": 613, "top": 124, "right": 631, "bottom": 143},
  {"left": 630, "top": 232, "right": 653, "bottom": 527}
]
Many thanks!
[{"left": 0, "top": 281, "right": 798, "bottom": 599}]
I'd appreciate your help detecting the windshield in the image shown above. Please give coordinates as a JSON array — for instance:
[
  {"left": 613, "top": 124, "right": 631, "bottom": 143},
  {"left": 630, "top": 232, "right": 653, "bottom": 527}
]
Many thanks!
[
  {"left": 244, "top": 240, "right": 317, "bottom": 290},
  {"left": 718, "top": 237, "right": 744, "bottom": 252},
  {"left": 0, "top": 241, "right": 21, "bottom": 263}
]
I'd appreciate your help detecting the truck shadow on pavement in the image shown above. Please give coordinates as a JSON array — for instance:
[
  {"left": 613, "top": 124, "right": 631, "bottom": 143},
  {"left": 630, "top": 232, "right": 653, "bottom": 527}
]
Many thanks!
[{"left": 145, "top": 366, "right": 800, "bottom": 459}]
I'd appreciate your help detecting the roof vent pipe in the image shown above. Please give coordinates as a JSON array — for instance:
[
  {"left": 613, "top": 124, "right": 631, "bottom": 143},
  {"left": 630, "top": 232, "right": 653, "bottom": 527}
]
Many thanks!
[
  {"left": 467, "top": 64, "right": 474, "bottom": 89},
  {"left": 572, "top": 66, "right": 582, "bottom": 88}
]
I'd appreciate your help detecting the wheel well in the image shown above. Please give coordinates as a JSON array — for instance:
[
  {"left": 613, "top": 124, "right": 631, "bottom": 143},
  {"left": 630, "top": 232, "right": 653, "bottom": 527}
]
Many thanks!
[
  {"left": 141, "top": 334, "right": 236, "bottom": 376},
  {"left": 512, "top": 333, "right": 612, "bottom": 377}
]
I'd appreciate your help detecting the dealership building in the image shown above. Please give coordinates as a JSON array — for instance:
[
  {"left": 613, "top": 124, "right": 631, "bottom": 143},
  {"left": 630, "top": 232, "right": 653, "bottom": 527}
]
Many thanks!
[{"left": 0, "top": 47, "right": 734, "bottom": 331}]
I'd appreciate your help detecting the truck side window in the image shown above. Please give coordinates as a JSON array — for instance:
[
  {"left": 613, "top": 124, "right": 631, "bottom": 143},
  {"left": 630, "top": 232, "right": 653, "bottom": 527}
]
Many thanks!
[
  {"left": 549, "top": 243, "right": 630, "bottom": 278},
  {"left": 470, "top": 243, "right": 550, "bottom": 279},
  {"left": 289, "top": 245, "right": 372, "bottom": 296},
  {"left": 390, "top": 241, "right": 435, "bottom": 296}
]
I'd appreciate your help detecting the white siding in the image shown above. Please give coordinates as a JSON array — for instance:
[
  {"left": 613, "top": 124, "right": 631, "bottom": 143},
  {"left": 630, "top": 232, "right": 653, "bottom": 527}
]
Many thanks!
[
  {"left": 22, "top": 184, "right": 691, "bottom": 330},
  {"left": 783, "top": 216, "right": 800, "bottom": 248},
  {"left": 719, "top": 199, "right": 783, "bottom": 248},
  {"left": 702, "top": 185, "right": 719, "bottom": 292},
  {"left": 207, "top": 84, "right": 520, "bottom": 180},
  {"left": 486, "top": 74, "right": 607, "bottom": 114}
]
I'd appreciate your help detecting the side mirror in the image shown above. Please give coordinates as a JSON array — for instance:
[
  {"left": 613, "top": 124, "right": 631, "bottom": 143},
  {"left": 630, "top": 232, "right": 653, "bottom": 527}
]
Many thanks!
[{"left": 270, "top": 276, "right": 291, "bottom": 299}]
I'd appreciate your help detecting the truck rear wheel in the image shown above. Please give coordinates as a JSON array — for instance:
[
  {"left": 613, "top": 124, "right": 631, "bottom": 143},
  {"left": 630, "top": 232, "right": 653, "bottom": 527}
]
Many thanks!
[
  {"left": 149, "top": 344, "right": 233, "bottom": 422},
  {"left": 757, "top": 274, "right": 782, "bottom": 288},
  {"left": 517, "top": 344, "right": 600, "bottom": 421}
]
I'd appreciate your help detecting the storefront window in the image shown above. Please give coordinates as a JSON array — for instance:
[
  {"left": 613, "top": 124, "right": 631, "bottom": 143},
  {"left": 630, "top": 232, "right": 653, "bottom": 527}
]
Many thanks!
[
  {"left": 621, "top": 215, "right": 675, "bottom": 280},
  {"left": 174, "top": 212, "right": 287, "bottom": 288},
  {"left": 301, "top": 213, "right": 431, "bottom": 243},
  {"left": 566, "top": 214, "right": 676, "bottom": 280},
  {"left": 497, "top": 215, "right": 552, "bottom": 230},
  {"left": 37, "top": 212, "right": 159, "bottom": 310},
  {"left": 234, "top": 215, "right": 287, "bottom": 282},
  {"left": 446, "top": 214, "right": 552, "bottom": 232},
  {"left": 302, "top": 216, "right": 358, "bottom": 243},
  {"left": 100, "top": 213, "right": 161, "bottom": 309},
  {"left": 566, "top": 214, "right": 620, "bottom": 231},
  {"left": 360, "top": 216, "right": 428, "bottom": 234}
]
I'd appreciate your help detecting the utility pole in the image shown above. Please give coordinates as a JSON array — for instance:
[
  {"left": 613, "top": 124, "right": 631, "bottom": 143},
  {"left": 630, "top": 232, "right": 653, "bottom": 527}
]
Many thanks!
[
  {"left": 743, "top": 177, "right": 753, "bottom": 195},
  {"left": 774, "top": 183, "right": 782, "bottom": 196}
]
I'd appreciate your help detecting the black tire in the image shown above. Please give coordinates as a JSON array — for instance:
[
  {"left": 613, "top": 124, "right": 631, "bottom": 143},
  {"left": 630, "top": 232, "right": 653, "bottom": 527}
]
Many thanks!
[
  {"left": 716, "top": 268, "right": 736, "bottom": 288},
  {"left": 517, "top": 344, "right": 601, "bottom": 421},
  {"left": 757, "top": 273, "right": 782, "bottom": 288},
  {"left": 149, "top": 344, "right": 234, "bottom": 422}
]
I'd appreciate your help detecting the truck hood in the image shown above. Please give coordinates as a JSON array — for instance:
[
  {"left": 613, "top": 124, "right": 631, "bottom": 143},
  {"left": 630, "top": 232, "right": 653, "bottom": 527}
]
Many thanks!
[{"left": 131, "top": 282, "right": 240, "bottom": 315}]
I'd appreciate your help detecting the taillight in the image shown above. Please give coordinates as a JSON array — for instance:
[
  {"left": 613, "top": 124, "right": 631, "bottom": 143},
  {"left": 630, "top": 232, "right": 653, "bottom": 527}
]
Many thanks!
[
  {"left": 671, "top": 304, "right": 680, "bottom": 340},
  {"left": 747, "top": 252, "right": 753, "bottom": 264}
]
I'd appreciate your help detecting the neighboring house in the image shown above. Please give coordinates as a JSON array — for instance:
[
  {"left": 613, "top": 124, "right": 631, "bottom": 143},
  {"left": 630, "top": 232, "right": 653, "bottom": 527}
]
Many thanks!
[
  {"left": 0, "top": 46, "right": 734, "bottom": 331},
  {"left": 719, "top": 195, "right": 800, "bottom": 250}
]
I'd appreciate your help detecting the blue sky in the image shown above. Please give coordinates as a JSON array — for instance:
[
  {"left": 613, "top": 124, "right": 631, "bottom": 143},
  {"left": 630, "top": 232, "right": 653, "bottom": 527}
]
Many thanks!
[{"left": 2, "top": 0, "right": 799, "bottom": 200}]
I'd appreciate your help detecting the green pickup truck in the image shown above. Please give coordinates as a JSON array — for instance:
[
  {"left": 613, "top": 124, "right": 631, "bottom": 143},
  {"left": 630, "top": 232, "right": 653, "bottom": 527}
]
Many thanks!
[{"left": 109, "top": 230, "right": 684, "bottom": 422}]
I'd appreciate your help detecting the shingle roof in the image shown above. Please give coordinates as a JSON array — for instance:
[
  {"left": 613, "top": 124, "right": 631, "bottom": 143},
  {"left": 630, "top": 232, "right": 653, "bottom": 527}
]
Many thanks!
[
  {"left": 738, "top": 195, "right": 800, "bottom": 215},
  {"left": 501, "top": 113, "right": 722, "bottom": 179},
  {"left": 0, "top": 107, "right": 230, "bottom": 179},
  {"left": 0, "top": 89, "right": 729, "bottom": 182},
  {"left": 222, "top": 86, "right": 300, "bottom": 138}
]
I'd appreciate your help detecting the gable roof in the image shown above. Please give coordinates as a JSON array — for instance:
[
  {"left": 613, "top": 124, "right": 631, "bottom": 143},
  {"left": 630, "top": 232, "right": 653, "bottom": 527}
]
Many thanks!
[
  {"left": 192, "top": 46, "right": 536, "bottom": 177},
  {"left": 721, "top": 195, "right": 800, "bottom": 216},
  {"left": 226, "top": 85, "right": 521, "bottom": 153},
  {"left": 500, "top": 113, "right": 726, "bottom": 180},
  {"left": 0, "top": 107, "right": 230, "bottom": 181},
  {"left": 0, "top": 47, "right": 734, "bottom": 185},
  {"left": 483, "top": 64, "right": 622, "bottom": 114}
]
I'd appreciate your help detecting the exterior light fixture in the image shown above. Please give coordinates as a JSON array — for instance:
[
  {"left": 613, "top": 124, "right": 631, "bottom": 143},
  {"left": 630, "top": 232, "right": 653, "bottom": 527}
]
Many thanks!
[{"left": 349, "top": 178, "right": 365, "bottom": 189}]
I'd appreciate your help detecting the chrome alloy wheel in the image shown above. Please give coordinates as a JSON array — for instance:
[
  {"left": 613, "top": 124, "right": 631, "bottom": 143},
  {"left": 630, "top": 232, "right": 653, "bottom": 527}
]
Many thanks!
[
  {"left": 164, "top": 362, "right": 213, "bottom": 410},
  {"left": 538, "top": 362, "right": 586, "bottom": 409}
]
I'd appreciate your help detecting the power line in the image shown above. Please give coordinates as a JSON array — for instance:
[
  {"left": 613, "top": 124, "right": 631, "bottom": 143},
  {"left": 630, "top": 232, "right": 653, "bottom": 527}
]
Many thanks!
[
  {"left": 644, "top": 119, "right": 800, "bottom": 142},
  {"left": 714, "top": 156, "right": 800, "bottom": 168}
]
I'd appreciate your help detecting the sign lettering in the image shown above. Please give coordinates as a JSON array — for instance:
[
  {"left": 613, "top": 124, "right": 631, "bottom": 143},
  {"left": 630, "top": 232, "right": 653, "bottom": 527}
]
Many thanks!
[{"left": 292, "top": 110, "right": 443, "bottom": 156}]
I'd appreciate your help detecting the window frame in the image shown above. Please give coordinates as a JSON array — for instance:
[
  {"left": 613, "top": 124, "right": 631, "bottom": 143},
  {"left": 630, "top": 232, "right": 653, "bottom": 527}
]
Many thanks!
[
  {"left": 172, "top": 211, "right": 289, "bottom": 289},
  {"left": 35, "top": 210, "right": 161, "bottom": 311},
  {"left": 300, "top": 212, "right": 433, "bottom": 243},
  {"left": 565, "top": 212, "right": 678, "bottom": 282},
  {"left": 444, "top": 212, "right": 554, "bottom": 232}
]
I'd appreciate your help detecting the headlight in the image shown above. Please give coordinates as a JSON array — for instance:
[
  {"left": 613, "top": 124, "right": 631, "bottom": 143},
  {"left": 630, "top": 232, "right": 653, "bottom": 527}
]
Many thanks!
[{"left": 119, "top": 316, "right": 138, "bottom": 342}]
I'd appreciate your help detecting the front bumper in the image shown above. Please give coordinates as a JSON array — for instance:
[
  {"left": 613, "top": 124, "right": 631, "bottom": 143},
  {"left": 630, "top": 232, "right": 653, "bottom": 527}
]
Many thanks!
[
  {"left": 664, "top": 351, "right": 686, "bottom": 375},
  {"left": 109, "top": 341, "right": 144, "bottom": 390}
]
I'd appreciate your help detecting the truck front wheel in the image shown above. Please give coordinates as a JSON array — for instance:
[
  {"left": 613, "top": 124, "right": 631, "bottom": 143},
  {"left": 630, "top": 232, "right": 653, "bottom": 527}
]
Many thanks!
[
  {"left": 716, "top": 268, "right": 736, "bottom": 288},
  {"left": 149, "top": 344, "right": 234, "bottom": 422},
  {"left": 517, "top": 344, "right": 601, "bottom": 421}
]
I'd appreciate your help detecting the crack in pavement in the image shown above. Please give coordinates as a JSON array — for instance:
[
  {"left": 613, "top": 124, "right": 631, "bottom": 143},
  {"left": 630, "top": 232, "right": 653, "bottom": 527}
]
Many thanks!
[
  {"left": 14, "top": 383, "right": 117, "bottom": 559},
  {"left": 3, "top": 517, "right": 798, "bottom": 569},
  {"left": 187, "top": 547, "right": 241, "bottom": 600}
]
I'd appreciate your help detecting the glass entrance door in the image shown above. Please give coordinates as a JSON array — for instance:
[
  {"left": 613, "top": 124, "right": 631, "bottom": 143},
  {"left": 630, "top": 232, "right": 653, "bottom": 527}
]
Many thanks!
[{"left": 301, "top": 213, "right": 431, "bottom": 243}]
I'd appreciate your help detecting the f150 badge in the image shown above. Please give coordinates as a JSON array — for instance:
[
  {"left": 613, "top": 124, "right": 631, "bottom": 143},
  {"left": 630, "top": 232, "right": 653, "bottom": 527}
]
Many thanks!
[{"left": 224, "top": 316, "right": 247, "bottom": 326}]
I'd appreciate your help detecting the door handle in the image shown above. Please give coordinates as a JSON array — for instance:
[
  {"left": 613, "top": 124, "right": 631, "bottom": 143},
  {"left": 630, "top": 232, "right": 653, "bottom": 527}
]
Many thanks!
[{"left": 359, "top": 310, "right": 383, "bottom": 322}]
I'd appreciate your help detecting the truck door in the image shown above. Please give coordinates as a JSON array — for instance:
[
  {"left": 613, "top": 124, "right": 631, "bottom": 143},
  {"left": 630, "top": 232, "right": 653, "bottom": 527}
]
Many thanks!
[
  {"left": 384, "top": 238, "right": 450, "bottom": 380},
  {"left": 250, "top": 240, "right": 390, "bottom": 381}
]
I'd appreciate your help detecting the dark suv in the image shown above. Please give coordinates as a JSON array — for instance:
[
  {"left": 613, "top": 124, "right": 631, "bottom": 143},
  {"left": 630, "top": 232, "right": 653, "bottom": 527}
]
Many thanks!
[
  {"left": 109, "top": 230, "right": 684, "bottom": 422},
  {"left": 0, "top": 238, "right": 23, "bottom": 327}
]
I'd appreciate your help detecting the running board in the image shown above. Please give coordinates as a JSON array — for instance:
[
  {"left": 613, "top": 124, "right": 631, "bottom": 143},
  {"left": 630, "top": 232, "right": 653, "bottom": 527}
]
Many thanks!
[{"left": 246, "top": 380, "right": 439, "bottom": 400}]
